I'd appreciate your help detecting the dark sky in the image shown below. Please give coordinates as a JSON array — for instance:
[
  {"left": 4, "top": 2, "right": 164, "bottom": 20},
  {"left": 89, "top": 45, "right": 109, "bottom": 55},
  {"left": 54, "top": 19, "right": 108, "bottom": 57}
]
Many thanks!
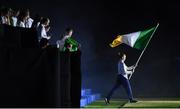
[{"left": 1, "top": 0, "right": 180, "bottom": 98}]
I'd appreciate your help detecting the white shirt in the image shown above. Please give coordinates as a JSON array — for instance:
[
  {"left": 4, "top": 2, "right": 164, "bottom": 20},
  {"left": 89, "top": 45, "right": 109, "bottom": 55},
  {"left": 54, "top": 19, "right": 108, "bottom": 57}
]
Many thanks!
[
  {"left": 25, "top": 17, "right": 33, "bottom": 28},
  {"left": 1, "top": 16, "right": 8, "bottom": 24},
  {"left": 56, "top": 35, "right": 71, "bottom": 50},
  {"left": 17, "top": 21, "right": 25, "bottom": 28},
  {"left": 36, "top": 22, "right": 40, "bottom": 28},
  {"left": 37, "top": 24, "right": 51, "bottom": 41},
  {"left": 118, "top": 60, "right": 134, "bottom": 79},
  {"left": 11, "top": 16, "right": 18, "bottom": 27}
]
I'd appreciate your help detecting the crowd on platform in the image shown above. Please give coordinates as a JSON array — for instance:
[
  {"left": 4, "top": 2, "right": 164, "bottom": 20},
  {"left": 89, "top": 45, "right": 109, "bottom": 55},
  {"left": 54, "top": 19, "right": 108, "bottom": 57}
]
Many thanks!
[{"left": 0, "top": 6, "right": 80, "bottom": 51}]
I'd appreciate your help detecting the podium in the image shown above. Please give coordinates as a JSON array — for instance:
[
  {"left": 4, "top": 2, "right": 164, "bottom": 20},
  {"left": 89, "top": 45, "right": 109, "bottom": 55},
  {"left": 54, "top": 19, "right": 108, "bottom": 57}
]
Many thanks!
[
  {"left": 58, "top": 51, "right": 81, "bottom": 107},
  {"left": 0, "top": 24, "right": 81, "bottom": 107}
]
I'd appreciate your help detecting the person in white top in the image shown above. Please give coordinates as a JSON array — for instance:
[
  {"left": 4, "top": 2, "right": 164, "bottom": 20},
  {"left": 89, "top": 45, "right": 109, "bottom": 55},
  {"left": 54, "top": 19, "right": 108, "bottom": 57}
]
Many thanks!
[
  {"left": 0, "top": 7, "right": 11, "bottom": 25},
  {"left": 24, "top": 9, "right": 33, "bottom": 28},
  {"left": 11, "top": 9, "right": 20, "bottom": 27},
  {"left": 56, "top": 28, "right": 73, "bottom": 50},
  {"left": 25, "top": 17, "right": 33, "bottom": 28},
  {"left": 105, "top": 52, "right": 138, "bottom": 104},
  {"left": 16, "top": 10, "right": 29, "bottom": 28},
  {"left": 37, "top": 17, "right": 51, "bottom": 48}
]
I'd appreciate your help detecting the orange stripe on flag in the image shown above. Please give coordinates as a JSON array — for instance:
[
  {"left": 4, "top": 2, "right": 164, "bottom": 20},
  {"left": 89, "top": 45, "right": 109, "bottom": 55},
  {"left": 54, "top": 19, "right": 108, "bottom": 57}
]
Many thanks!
[{"left": 109, "top": 35, "right": 123, "bottom": 48}]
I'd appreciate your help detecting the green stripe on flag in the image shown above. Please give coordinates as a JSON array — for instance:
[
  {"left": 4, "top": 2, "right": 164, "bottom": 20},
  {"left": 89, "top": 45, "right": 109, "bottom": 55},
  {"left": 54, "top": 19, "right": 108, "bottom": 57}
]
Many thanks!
[{"left": 133, "top": 27, "right": 156, "bottom": 50}]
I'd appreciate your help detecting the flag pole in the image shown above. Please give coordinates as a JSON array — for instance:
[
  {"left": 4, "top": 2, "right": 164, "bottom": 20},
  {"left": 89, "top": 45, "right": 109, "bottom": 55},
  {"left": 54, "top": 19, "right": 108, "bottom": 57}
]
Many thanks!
[{"left": 129, "top": 23, "right": 159, "bottom": 80}]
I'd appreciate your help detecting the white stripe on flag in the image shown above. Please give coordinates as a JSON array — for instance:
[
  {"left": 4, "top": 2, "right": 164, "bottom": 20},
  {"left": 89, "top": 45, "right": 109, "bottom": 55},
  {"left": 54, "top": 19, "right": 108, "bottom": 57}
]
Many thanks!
[{"left": 122, "top": 32, "right": 141, "bottom": 47}]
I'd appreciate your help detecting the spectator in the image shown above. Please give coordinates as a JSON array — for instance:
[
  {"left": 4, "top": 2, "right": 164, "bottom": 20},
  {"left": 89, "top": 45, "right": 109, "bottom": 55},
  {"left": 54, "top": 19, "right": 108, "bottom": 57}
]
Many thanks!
[
  {"left": 57, "top": 28, "right": 80, "bottom": 52},
  {"left": 31, "top": 14, "right": 42, "bottom": 29},
  {"left": 11, "top": 9, "right": 20, "bottom": 27},
  {"left": 25, "top": 9, "right": 33, "bottom": 28},
  {"left": 17, "top": 10, "right": 29, "bottom": 28},
  {"left": 0, "top": 7, "right": 11, "bottom": 25},
  {"left": 37, "top": 17, "right": 51, "bottom": 48}
]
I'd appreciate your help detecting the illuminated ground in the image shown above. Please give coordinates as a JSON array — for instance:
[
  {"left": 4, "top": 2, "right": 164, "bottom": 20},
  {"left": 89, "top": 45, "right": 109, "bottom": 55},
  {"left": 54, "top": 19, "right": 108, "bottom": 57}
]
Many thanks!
[{"left": 84, "top": 99, "right": 180, "bottom": 108}]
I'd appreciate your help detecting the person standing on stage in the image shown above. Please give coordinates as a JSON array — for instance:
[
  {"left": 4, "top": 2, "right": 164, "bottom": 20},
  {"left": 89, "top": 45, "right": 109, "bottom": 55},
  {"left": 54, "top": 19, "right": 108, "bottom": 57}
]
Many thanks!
[
  {"left": 11, "top": 9, "right": 20, "bottom": 27},
  {"left": 56, "top": 28, "right": 80, "bottom": 52},
  {"left": 0, "top": 7, "right": 11, "bottom": 25},
  {"left": 105, "top": 52, "right": 138, "bottom": 104},
  {"left": 16, "top": 10, "right": 29, "bottom": 28},
  {"left": 24, "top": 9, "right": 33, "bottom": 28},
  {"left": 37, "top": 17, "right": 51, "bottom": 48}
]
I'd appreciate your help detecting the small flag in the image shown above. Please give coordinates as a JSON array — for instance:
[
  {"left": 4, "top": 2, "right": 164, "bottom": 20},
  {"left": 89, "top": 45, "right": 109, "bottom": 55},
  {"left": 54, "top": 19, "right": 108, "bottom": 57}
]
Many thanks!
[
  {"left": 110, "top": 27, "right": 156, "bottom": 50},
  {"left": 63, "top": 37, "right": 79, "bottom": 52}
]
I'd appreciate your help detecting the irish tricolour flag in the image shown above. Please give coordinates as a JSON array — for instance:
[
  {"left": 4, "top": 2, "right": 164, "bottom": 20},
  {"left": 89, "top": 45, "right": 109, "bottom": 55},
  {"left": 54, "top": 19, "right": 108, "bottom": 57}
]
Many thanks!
[{"left": 110, "top": 26, "right": 157, "bottom": 50}]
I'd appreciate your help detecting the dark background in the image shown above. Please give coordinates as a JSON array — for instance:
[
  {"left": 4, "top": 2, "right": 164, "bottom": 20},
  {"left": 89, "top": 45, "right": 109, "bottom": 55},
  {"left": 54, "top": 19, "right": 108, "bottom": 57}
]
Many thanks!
[{"left": 1, "top": 0, "right": 180, "bottom": 98}]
